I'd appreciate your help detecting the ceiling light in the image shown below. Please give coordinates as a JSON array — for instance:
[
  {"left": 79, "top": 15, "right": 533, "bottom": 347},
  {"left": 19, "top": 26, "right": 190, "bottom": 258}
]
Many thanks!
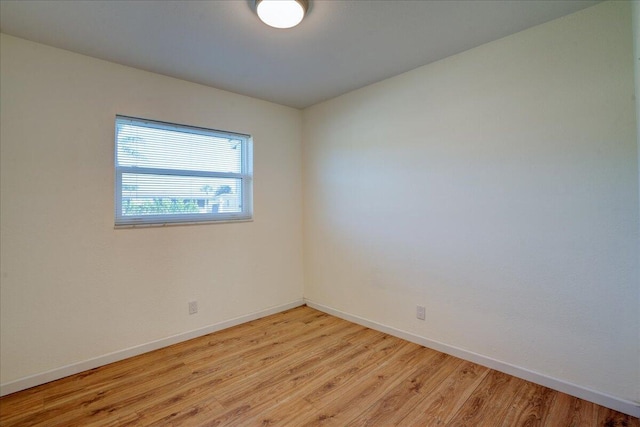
[{"left": 255, "top": 0, "right": 308, "bottom": 29}]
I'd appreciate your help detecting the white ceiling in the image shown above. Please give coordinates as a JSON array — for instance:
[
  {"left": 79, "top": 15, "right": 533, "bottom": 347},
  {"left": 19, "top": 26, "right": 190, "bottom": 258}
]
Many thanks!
[{"left": 0, "top": 0, "right": 600, "bottom": 109}]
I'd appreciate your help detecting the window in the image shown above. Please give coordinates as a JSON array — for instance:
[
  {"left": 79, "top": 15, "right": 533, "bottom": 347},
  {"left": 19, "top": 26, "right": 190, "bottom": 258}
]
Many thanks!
[{"left": 115, "top": 116, "right": 252, "bottom": 227}]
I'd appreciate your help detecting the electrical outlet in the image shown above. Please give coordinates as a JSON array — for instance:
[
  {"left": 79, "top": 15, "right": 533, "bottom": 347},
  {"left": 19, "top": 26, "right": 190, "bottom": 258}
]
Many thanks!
[
  {"left": 188, "top": 301, "right": 198, "bottom": 315},
  {"left": 416, "top": 305, "right": 426, "bottom": 320}
]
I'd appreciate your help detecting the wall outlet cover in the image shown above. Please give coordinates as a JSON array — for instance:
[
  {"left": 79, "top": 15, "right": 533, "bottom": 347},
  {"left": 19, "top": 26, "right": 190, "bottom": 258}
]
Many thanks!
[{"left": 188, "top": 301, "right": 198, "bottom": 315}]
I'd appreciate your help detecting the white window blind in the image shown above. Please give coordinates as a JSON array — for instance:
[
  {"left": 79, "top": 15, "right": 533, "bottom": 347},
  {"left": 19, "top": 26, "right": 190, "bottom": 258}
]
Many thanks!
[{"left": 115, "top": 115, "right": 252, "bottom": 226}]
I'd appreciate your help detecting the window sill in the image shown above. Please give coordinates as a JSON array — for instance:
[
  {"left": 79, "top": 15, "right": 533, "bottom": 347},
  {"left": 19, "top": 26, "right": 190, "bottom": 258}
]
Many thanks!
[{"left": 114, "top": 218, "right": 253, "bottom": 229}]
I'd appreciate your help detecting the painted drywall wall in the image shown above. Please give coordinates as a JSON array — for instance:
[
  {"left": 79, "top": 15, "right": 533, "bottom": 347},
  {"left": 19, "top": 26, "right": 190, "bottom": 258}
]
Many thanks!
[
  {"left": 0, "top": 34, "right": 303, "bottom": 385},
  {"left": 303, "top": 1, "right": 639, "bottom": 403}
]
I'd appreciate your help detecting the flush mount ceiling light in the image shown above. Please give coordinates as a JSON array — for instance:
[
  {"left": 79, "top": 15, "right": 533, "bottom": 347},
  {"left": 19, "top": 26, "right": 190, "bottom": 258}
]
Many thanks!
[{"left": 255, "top": 0, "right": 308, "bottom": 29}]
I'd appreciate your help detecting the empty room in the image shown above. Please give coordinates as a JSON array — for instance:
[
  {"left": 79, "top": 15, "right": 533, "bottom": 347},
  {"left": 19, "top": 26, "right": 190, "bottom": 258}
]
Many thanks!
[{"left": 0, "top": 0, "right": 639, "bottom": 425}]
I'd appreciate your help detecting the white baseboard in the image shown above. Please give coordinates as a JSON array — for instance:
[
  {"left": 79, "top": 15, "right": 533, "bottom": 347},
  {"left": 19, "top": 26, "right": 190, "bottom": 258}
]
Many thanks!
[
  {"left": 0, "top": 299, "right": 305, "bottom": 397},
  {"left": 304, "top": 299, "right": 640, "bottom": 418}
]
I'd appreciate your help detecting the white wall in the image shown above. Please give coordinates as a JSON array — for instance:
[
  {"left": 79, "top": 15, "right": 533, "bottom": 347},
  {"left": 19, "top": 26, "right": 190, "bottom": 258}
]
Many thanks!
[
  {"left": 303, "top": 0, "right": 639, "bottom": 404},
  {"left": 0, "top": 34, "right": 303, "bottom": 386}
]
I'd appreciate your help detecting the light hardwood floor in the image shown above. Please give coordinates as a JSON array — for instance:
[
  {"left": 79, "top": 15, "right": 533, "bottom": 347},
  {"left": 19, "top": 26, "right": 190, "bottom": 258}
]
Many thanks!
[{"left": 0, "top": 306, "right": 637, "bottom": 426}]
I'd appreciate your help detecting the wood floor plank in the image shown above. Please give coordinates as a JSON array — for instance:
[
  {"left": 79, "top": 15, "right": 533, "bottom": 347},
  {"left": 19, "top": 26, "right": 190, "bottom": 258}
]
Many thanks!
[
  {"left": 35, "top": 364, "right": 193, "bottom": 427},
  {"left": 0, "top": 388, "right": 44, "bottom": 426},
  {"left": 214, "top": 339, "right": 354, "bottom": 407},
  {"left": 262, "top": 338, "right": 420, "bottom": 426},
  {"left": 176, "top": 310, "right": 337, "bottom": 367},
  {"left": 500, "top": 381, "right": 556, "bottom": 427},
  {"left": 132, "top": 396, "right": 226, "bottom": 427},
  {"left": 42, "top": 358, "right": 187, "bottom": 410},
  {"left": 206, "top": 321, "right": 365, "bottom": 402},
  {"left": 1, "top": 305, "right": 636, "bottom": 427},
  {"left": 179, "top": 315, "right": 350, "bottom": 395},
  {"left": 1, "top": 361, "right": 185, "bottom": 427},
  {"left": 297, "top": 344, "right": 436, "bottom": 426},
  {"left": 301, "top": 334, "right": 412, "bottom": 406},
  {"left": 392, "top": 359, "right": 489, "bottom": 426},
  {"left": 597, "top": 405, "right": 640, "bottom": 427},
  {"left": 183, "top": 321, "right": 324, "bottom": 381},
  {"left": 204, "top": 353, "right": 360, "bottom": 426},
  {"left": 346, "top": 351, "right": 456, "bottom": 426},
  {"left": 545, "top": 392, "right": 598, "bottom": 427},
  {"left": 446, "top": 369, "right": 524, "bottom": 426},
  {"left": 138, "top": 313, "right": 365, "bottom": 427},
  {"left": 218, "top": 332, "right": 412, "bottom": 426},
  {"left": 197, "top": 325, "right": 374, "bottom": 425}
]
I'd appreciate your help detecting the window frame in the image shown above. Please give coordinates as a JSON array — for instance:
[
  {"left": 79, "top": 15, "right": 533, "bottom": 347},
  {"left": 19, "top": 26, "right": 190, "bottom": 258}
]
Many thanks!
[{"left": 114, "top": 115, "right": 253, "bottom": 227}]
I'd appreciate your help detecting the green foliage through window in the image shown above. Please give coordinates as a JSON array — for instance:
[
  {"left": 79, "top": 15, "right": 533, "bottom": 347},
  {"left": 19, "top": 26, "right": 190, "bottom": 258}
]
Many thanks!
[{"left": 122, "top": 198, "right": 199, "bottom": 215}]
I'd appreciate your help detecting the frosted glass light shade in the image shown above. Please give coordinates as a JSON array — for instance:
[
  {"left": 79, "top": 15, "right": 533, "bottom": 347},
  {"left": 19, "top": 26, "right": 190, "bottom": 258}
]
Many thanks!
[{"left": 256, "top": 0, "right": 308, "bottom": 29}]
